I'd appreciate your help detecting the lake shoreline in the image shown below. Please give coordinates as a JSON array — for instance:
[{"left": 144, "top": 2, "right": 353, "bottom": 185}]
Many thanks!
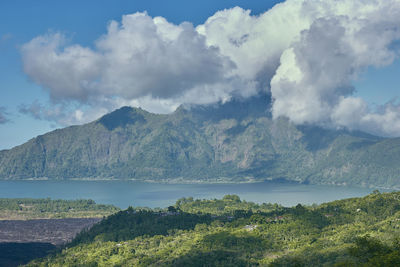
[
  {"left": 7, "top": 177, "right": 399, "bottom": 191},
  {"left": 0, "top": 179, "right": 387, "bottom": 209}
]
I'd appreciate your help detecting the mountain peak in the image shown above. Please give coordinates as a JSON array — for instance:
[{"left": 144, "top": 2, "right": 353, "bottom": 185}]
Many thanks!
[{"left": 97, "top": 106, "right": 147, "bottom": 130}]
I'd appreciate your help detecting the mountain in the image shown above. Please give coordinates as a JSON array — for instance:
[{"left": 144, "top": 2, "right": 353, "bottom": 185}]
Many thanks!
[{"left": 0, "top": 93, "right": 399, "bottom": 188}]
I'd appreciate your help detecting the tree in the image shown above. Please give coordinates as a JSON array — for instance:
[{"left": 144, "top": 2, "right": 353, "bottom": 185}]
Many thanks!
[{"left": 167, "top": 206, "right": 177, "bottom": 213}]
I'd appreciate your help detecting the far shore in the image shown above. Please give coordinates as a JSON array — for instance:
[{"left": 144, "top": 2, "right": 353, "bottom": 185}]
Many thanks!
[{"left": 3, "top": 177, "right": 398, "bottom": 190}]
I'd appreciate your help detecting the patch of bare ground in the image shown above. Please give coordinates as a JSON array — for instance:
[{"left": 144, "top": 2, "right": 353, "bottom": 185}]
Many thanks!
[
  {"left": 0, "top": 218, "right": 102, "bottom": 266},
  {"left": 0, "top": 218, "right": 101, "bottom": 245}
]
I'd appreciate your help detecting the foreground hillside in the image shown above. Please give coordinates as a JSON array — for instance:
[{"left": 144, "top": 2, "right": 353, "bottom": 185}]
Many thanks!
[
  {"left": 28, "top": 192, "right": 400, "bottom": 266},
  {"left": 1, "top": 94, "right": 400, "bottom": 188}
]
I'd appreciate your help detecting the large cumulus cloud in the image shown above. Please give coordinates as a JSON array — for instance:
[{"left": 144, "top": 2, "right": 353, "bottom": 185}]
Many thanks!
[
  {"left": 21, "top": 0, "right": 400, "bottom": 136},
  {"left": 21, "top": 13, "right": 243, "bottom": 105},
  {"left": 271, "top": 0, "right": 400, "bottom": 136}
]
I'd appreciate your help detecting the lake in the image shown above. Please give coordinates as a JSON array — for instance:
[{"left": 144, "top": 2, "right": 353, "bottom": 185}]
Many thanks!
[{"left": 0, "top": 180, "right": 389, "bottom": 209}]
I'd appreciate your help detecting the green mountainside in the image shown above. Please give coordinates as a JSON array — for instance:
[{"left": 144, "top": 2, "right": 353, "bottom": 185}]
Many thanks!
[
  {"left": 27, "top": 192, "right": 400, "bottom": 266},
  {"left": 0, "top": 94, "right": 399, "bottom": 188}
]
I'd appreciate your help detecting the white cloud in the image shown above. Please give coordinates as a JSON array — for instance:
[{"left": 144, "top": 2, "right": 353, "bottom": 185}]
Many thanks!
[
  {"left": 21, "top": 12, "right": 240, "bottom": 107},
  {"left": 270, "top": 0, "right": 400, "bottom": 136},
  {"left": 197, "top": 4, "right": 311, "bottom": 88},
  {"left": 21, "top": 33, "right": 102, "bottom": 102},
  {"left": 21, "top": 1, "right": 400, "bottom": 136}
]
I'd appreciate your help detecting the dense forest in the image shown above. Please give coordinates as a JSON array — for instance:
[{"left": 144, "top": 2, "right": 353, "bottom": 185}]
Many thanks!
[
  {"left": 0, "top": 198, "right": 119, "bottom": 219},
  {"left": 27, "top": 192, "right": 400, "bottom": 266}
]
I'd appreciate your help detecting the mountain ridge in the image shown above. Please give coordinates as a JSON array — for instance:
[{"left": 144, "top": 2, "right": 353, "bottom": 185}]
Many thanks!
[{"left": 0, "top": 94, "right": 399, "bottom": 188}]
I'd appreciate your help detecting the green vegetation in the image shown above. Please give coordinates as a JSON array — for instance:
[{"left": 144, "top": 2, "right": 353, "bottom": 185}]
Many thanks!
[
  {"left": 1, "top": 94, "right": 400, "bottom": 188},
  {"left": 176, "top": 194, "right": 281, "bottom": 215},
  {"left": 0, "top": 242, "right": 56, "bottom": 267},
  {"left": 0, "top": 198, "right": 119, "bottom": 219},
  {"left": 27, "top": 191, "right": 400, "bottom": 266}
]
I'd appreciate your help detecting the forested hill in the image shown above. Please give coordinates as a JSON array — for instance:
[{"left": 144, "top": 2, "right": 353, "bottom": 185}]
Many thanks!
[
  {"left": 28, "top": 192, "right": 400, "bottom": 266},
  {"left": 1, "top": 93, "right": 400, "bottom": 188}
]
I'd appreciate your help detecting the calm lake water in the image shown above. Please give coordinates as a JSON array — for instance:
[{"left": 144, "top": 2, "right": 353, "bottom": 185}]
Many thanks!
[{"left": 0, "top": 180, "right": 390, "bottom": 209}]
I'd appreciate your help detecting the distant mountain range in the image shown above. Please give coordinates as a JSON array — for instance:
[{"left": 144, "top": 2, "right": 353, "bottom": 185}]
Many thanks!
[{"left": 1, "top": 93, "right": 399, "bottom": 188}]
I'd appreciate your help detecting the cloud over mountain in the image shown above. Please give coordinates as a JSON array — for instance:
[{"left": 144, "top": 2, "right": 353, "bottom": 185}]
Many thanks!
[
  {"left": 270, "top": 0, "right": 400, "bottom": 136},
  {"left": 21, "top": 0, "right": 400, "bottom": 136}
]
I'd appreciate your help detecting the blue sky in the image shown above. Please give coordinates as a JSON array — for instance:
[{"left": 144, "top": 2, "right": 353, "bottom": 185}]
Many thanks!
[{"left": 1, "top": 0, "right": 400, "bottom": 150}]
